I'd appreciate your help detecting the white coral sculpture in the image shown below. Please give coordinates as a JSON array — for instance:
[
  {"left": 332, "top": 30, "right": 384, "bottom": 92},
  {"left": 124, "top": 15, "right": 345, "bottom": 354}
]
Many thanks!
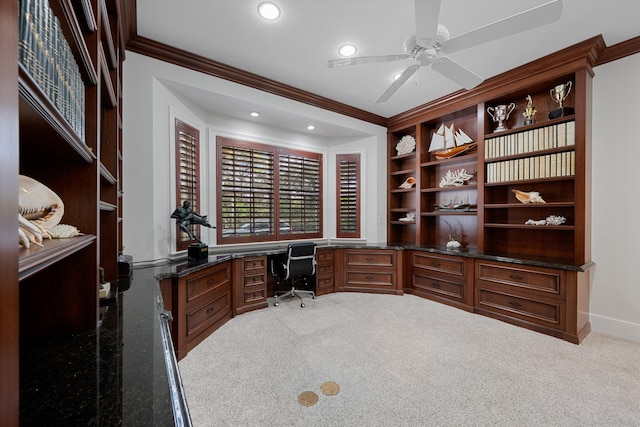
[
  {"left": 525, "top": 215, "right": 566, "bottom": 226},
  {"left": 439, "top": 169, "right": 474, "bottom": 188}
]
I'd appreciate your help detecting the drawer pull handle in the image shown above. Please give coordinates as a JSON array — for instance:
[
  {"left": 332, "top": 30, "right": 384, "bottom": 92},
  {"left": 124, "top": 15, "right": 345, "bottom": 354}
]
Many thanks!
[
  {"left": 509, "top": 275, "right": 523, "bottom": 281},
  {"left": 431, "top": 282, "right": 441, "bottom": 288},
  {"left": 431, "top": 262, "right": 441, "bottom": 267},
  {"left": 508, "top": 301, "right": 522, "bottom": 308},
  {"left": 207, "top": 279, "right": 214, "bottom": 284},
  {"left": 366, "top": 276, "right": 374, "bottom": 280},
  {"left": 207, "top": 308, "right": 215, "bottom": 314},
  {"left": 365, "top": 257, "right": 374, "bottom": 261}
]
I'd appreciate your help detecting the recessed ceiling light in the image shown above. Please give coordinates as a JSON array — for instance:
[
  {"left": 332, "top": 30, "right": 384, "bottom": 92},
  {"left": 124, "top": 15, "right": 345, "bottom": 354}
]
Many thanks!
[
  {"left": 250, "top": 111, "right": 260, "bottom": 117},
  {"left": 338, "top": 44, "right": 357, "bottom": 57},
  {"left": 307, "top": 125, "right": 316, "bottom": 130},
  {"left": 257, "top": 2, "right": 280, "bottom": 20}
]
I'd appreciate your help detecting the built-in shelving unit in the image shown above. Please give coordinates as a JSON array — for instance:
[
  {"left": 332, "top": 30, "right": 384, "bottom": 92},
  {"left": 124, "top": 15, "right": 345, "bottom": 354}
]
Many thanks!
[{"left": 1, "top": 0, "right": 125, "bottom": 424}]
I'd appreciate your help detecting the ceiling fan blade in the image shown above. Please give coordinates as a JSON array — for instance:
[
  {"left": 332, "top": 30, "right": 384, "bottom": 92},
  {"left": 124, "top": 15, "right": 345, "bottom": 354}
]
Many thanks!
[
  {"left": 375, "top": 64, "right": 420, "bottom": 103},
  {"left": 431, "top": 56, "right": 483, "bottom": 90},
  {"left": 415, "top": 0, "right": 441, "bottom": 47},
  {"left": 441, "top": 0, "right": 563, "bottom": 54},
  {"left": 328, "top": 54, "right": 412, "bottom": 68}
]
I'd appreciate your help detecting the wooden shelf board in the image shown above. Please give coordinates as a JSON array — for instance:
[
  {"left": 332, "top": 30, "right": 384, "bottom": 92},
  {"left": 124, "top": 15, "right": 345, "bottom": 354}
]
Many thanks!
[
  {"left": 484, "top": 223, "right": 574, "bottom": 230},
  {"left": 421, "top": 152, "right": 477, "bottom": 168},
  {"left": 422, "top": 211, "right": 477, "bottom": 216},
  {"left": 390, "top": 168, "right": 415, "bottom": 176},
  {"left": 485, "top": 202, "right": 574, "bottom": 208},
  {"left": 483, "top": 115, "right": 575, "bottom": 140},
  {"left": 421, "top": 184, "right": 477, "bottom": 193},
  {"left": 19, "top": 235, "right": 97, "bottom": 281}
]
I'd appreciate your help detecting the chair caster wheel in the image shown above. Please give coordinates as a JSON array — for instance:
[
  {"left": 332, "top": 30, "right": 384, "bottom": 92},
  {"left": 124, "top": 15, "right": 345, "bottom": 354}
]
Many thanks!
[
  {"left": 312, "top": 295, "right": 316, "bottom": 299},
  {"left": 301, "top": 303, "right": 305, "bottom": 308},
  {"left": 274, "top": 301, "right": 279, "bottom": 307}
]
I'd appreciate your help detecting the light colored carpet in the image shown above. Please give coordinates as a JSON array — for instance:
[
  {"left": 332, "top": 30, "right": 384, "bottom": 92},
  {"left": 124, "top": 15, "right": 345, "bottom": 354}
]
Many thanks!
[{"left": 178, "top": 292, "right": 640, "bottom": 427}]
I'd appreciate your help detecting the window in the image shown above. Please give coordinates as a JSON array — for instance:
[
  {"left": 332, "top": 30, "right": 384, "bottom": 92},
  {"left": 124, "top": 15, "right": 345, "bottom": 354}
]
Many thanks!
[
  {"left": 174, "top": 119, "right": 201, "bottom": 250},
  {"left": 336, "top": 154, "right": 360, "bottom": 238},
  {"left": 217, "top": 136, "right": 322, "bottom": 243}
]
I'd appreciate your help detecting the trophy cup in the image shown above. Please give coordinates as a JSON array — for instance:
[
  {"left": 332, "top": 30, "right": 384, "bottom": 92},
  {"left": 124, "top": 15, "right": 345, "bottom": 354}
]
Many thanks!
[
  {"left": 549, "top": 81, "right": 574, "bottom": 119},
  {"left": 487, "top": 102, "right": 516, "bottom": 132},
  {"left": 522, "top": 95, "right": 536, "bottom": 125}
]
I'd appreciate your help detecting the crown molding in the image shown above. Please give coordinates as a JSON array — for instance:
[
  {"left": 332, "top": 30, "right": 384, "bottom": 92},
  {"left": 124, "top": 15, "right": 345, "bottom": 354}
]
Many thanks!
[{"left": 126, "top": 35, "right": 387, "bottom": 127}]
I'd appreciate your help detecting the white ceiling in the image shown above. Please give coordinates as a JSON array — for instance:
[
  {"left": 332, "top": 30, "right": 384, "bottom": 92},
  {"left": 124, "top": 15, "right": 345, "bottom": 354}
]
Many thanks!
[{"left": 136, "top": 0, "right": 640, "bottom": 136}]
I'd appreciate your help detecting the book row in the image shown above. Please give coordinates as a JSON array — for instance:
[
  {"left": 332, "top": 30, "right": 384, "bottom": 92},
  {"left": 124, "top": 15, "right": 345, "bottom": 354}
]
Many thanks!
[
  {"left": 485, "top": 121, "right": 575, "bottom": 159},
  {"left": 19, "top": 0, "right": 85, "bottom": 141},
  {"left": 486, "top": 151, "right": 575, "bottom": 184}
]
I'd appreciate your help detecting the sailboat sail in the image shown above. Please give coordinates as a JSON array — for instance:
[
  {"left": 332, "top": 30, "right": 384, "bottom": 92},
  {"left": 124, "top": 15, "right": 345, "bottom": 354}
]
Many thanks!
[{"left": 429, "top": 123, "right": 476, "bottom": 159}]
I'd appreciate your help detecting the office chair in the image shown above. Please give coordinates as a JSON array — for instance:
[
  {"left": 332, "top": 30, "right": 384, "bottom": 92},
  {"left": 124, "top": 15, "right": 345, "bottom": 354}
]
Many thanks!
[{"left": 271, "top": 242, "right": 317, "bottom": 308}]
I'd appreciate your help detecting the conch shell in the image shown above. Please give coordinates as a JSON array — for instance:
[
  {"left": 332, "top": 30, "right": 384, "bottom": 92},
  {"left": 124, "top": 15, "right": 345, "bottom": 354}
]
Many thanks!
[
  {"left": 512, "top": 189, "right": 546, "bottom": 204},
  {"left": 18, "top": 175, "right": 82, "bottom": 248},
  {"left": 399, "top": 176, "right": 416, "bottom": 189}
]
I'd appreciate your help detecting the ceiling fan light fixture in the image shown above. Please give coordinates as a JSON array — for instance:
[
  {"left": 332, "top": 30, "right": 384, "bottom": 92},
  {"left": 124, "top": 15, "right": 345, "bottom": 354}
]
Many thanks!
[
  {"left": 338, "top": 44, "right": 357, "bottom": 57},
  {"left": 257, "top": 2, "right": 281, "bottom": 20}
]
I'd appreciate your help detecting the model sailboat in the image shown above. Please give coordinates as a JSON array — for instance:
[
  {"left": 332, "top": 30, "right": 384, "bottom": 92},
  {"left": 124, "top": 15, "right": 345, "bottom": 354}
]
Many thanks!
[{"left": 429, "top": 124, "right": 476, "bottom": 160}]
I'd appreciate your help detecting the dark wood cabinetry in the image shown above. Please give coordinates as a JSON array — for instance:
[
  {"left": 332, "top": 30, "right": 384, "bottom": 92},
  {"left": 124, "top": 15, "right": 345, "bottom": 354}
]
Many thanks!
[
  {"left": 474, "top": 259, "right": 590, "bottom": 343},
  {"left": 336, "top": 248, "right": 403, "bottom": 295},
  {"left": 161, "top": 261, "right": 233, "bottom": 360},
  {"left": 233, "top": 256, "right": 269, "bottom": 315},
  {"left": 390, "top": 39, "right": 598, "bottom": 343},
  {"left": 1, "top": 0, "right": 125, "bottom": 423},
  {"left": 406, "top": 250, "right": 473, "bottom": 311},
  {"left": 315, "top": 247, "right": 335, "bottom": 296},
  {"left": 387, "top": 40, "right": 595, "bottom": 267}
]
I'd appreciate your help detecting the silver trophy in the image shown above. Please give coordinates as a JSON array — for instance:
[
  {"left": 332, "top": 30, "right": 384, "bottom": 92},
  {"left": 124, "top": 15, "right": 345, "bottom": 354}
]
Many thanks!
[
  {"left": 549, "top": 81, "right": 574, "bottom": 119},
  {"left": 487, "top": 103, "right": 516, "bottom": 132}
]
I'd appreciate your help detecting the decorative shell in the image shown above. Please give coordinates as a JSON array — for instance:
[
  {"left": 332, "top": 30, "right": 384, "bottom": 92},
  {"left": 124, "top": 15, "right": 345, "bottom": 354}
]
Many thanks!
[
  {"left": 396, "top": 135, "right": 416, "bottom": 155},
  {"left": 512, "top": 189, "right": 546, "bottom": 204},
  {"left": 399, "top": 176, "right": 416, "bottom": 189}
]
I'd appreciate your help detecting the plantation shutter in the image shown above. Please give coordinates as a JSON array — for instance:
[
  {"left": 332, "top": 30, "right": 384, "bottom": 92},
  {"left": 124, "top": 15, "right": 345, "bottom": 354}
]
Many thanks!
[
  {"left": 218, "top": 137, "right": 276, "bottom": 239},
  {"left": 336, "top": 154, "right": 360, "bottom": 238},
  {"left": 279, "top": 149, "right": 322, "bottom": 235},
  {"left": 175, "top": 119, "right": 200, "bottom": 250},
  {"left": 216, "top": 136, "right": 322, "bottom": 243}
]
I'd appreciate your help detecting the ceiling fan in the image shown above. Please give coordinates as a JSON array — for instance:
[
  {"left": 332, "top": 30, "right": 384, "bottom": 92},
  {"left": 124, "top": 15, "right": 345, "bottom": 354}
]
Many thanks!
[{"left": 327, "top": 0, "right": 563, "bottom": 103}]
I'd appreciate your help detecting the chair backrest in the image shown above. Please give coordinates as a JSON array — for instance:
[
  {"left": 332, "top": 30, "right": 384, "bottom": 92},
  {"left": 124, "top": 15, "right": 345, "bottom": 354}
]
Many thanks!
[{"left": 284, "top": 242, "right": 316, "bottom": 280}]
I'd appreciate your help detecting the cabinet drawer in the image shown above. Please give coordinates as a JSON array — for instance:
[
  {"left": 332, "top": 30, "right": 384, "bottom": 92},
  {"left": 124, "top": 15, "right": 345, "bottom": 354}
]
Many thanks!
[
  {"left": 412, "top": 252, "right": 465, "bottom": 276},
  {"left": 243, "top": 272, "right": 266, "bottom": 288},
  {"left": 317, "top": 263, "right": 333, "bottom": 276},
  {"left": 186, "top": 264, "right": 232, "bottom": 305},
  {"left": 345, "top": 250, "right": 395, "bottom": 267},
  {"left": 345, "top": 270, "right": 395, "bottom": 288},
  {"left": 412, "top": 272, "right": 465, "bottom": 301},
  {"left": 241, "top": 256, "right": 266, "bottom": 273},
  {"left": 317, "top": 274, "right": 334, "bottom": 288},
  {"left": 186, "top": 286, "right": 232, "bottom": 339},
  {"left": 317, "top": 248, "right": 333, "bottom": 263},
  {"left": 476, "top": 285, "right": 565, "bottom": 330},
  {"left": 476, "top": 262, "right": 564, "bottom": 298}
]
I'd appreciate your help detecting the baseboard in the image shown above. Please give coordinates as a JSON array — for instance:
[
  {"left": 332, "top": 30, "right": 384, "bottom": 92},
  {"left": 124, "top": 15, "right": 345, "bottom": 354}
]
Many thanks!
[{"left": 590, "top": 313, "right": 640, "bottom": 343}]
